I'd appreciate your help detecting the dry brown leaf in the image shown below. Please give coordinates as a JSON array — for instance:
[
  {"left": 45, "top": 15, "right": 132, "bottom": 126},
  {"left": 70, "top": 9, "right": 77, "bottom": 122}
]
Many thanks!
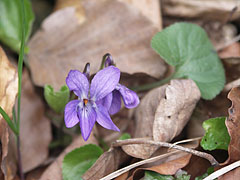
[
  {"left": 223, "top": 87, "right": 240, "bottom": 165},
  {"left": 54, "top": 0, "right": 86, "bottom": 24},
  {"left": 82, "top": 147, "right": 128, "bottom": 180},
  {"left": 0, "top": 47, "right": 18, "bottom": 180},
  {"left": 135, "top": 84, "right": 167, "bottom": 138},
  {"left": 183, "top": 153, "right": 211, "bottom": 178},
  {"left": 16, "top": 70, "right": 52, "bottom": 172},
  {"left": 119, "top": 0, "right": 162, "bottom": 29},
  {"left": 128, "top": 154, "right": 192, "bottom": 180},
  {"left": 144, "top": 154, "right": 192, "bottom": 175},
  {"left": 219, "top": 43, "right": 240, "bottom": 59},
  {"left": 219, "top": 166, "right": 240, "bottom": 180},
  {"left": 28, "top": 0, "right": 166, "bottom": 90},
  {"left": 162, "top": 0, "right": 240, "bottom": 21},
  {"left": 121, "top": 137, "right": 158, "bottom": 159},
  {"left": 40, "top": 133, "right": 97, "bottom": 180},
  {"left": 130, "top": 80, "right": 200, "bottom": 159},
  {"left": 153, "top": 79, "right": 200, "bottom": 142}
]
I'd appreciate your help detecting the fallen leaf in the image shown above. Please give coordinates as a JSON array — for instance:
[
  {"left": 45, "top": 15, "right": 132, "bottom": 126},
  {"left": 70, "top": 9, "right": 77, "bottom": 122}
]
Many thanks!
[
  {"left": 121, "top": 137, "right": 158, "bottom": 159},
  {"left": 223, "top": 87, "right": 240, "bottom": 164},
  {"left": 0, "top": 46, "right": 18, "bottom": 179},
  {"left": 40, "top": 133, "right": 97, "bottom": 180},
  {"left": 219, "top": 43, "right": 240, "bottom": 59},
  {"left": 27, "top": 0, "right": 166, "bottom": 90},
  {"left": 183, "top": 153, "right": 211, "bottom": 178},
  {"left": 54, "top": 0, "right": 86, "bottom": 24},
  {"left": 129, "top": 154, "right": 192, "bottom": 180},
  {"left": 162, "top": 0, "right": 240, "bottom": 21},
  {"left": 131, "top": 80, "right": 200, "bottom": 159},
  {"left": 17, "top": 70, "right": 52, "bottom": 172},
  {"left": 219, "top": 166, "right": 240, "bottom": 180},
  {"left": 82, "top": 147, "right": 129, "bottom": 180},
  {"left": 119, "top": 0, "right": 162, "bottom": 29},
  {"left": 153, "top": 79, "right": 201, "bottom": 141}
]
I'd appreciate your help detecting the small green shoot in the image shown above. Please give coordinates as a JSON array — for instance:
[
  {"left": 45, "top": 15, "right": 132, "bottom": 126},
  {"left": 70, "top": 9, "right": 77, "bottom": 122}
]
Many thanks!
[
  {"left": 201, "top": 117, "right": 230, "bottom": 151},
  {"left": 44, "top": 85, "right": 70, "bottom": 113}
]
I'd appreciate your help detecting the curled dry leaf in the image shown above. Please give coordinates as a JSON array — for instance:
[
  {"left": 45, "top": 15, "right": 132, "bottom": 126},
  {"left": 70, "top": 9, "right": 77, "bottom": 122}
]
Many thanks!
[
  {"left": 153, "top": 79, "right": 201, "bottom": 142},
  {"left": 18, "top": 70, "right": 52, "bottom": 172},
  {"left": 28, "top": 0, "right": 166, "bottom": 90},
  {"left": 0, "top": 47, "right": 18, "bottom": 179},
  {"left": 129, "top": 80, "right": 200, "bottom": 159},
  {"left": 82, "top": 147, "right": 128, "bottom": 180},
  {"left": 223, "top": 87, "right": 240, "bottom": 164},
  {"left": 40, "top": 133, "right": 97, "bottom": 180},
  {"left": 162, "top": 0, "right": 240, "bottom": 21}
]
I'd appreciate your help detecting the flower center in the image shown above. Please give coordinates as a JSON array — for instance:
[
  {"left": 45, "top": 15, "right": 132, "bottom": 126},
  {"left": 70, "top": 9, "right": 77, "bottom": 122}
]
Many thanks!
[{"left": 83, "top": 99, "right": 88, "bottom": 106}]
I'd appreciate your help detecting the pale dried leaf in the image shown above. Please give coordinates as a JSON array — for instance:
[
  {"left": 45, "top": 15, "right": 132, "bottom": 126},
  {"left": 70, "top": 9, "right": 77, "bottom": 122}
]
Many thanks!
[
  {"left": 18, "top": 71, "right": 52, "bottom": 172},
  {"left": 28, "top": 0, "right": 166, "bottom": 90},
  {"left": 162, "top": 0, "right": 240, "bottom": 21},
  {"left": 40, "top": 133, "right": 97, "bottom": 180},
  {"left": 122, "top": 137, "right": 158, "bottom": 159},
  {"left": 0, "top": 47, "right": 18, "bottom": 180},
  {"left": 135, "top": 85, "right": 167, "bottom": 138},
  {"left": 54, "top": 0, "right": 86, "bottom": 24},
  {"left": 119, "top": 0, "right": 162, "bottom": 29},
  {"left": 153, "top": 79, "right": 201, "bottom": 142}
]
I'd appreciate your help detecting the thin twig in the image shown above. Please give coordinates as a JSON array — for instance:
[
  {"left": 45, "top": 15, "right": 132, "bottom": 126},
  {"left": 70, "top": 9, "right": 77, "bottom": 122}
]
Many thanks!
[
  {"left": 112, "top": 139, "right": 219, "bottom": 166},
  {"left": 100, "top": 150, "right": 180, "bottom": 180},
  {"left": 203, "top": 160, "right": 240, "bottom": 180},
  {"left": 168, "top": 137, "right": 202, "bottom": 152}
]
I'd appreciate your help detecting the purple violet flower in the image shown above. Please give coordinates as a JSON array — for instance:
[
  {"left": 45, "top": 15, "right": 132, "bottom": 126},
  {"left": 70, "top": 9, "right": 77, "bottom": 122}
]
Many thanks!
[
  {"left": 64, "top": 66, "right": 120, "bottom": 141},
  {"left": 102, "top": 54, "right": 140, "bottom": 115}
]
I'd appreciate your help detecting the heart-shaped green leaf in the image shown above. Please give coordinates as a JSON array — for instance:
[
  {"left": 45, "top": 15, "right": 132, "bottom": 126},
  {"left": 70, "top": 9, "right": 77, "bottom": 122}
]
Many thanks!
[
  {"left": 201, "top": 117, "right": 230, "bottom": 151},
  {"left": 0, "top": 0, "right": 34, "bottom": 53},
  {"left": 151, "top": 22, "right": 225, "bottom": 100},
  {"left": 62, "top": 144, "right": 103, "bottom": 180},
  {"left": 44, "top": 85, "right": 70, "bottom": 113}
]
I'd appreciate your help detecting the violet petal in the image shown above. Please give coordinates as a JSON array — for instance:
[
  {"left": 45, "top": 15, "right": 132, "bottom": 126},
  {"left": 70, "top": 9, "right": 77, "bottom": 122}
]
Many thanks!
[
  {"left": 109, "top": 90, "right": 121, "bottom": 115},
  {"left": 64, "top": 100, "right": 80, "bottom": 128},
  {"left": 97, "top": 93, "right": 113, "bottom": 110},
  {"left": 96, "top": 104, "right": 120, "bottom": 131},
  {"left": 78, "top": 103, "right": 97, "bottom": 141},
  {"left": 66, "top": 70, "right": 89, "bottom": 98},
  {"left": 117, "top": 84, "right": 139, "bottom": 108},
  {"left": 90, "top": 66, "right": 120, "bottom": 101}
]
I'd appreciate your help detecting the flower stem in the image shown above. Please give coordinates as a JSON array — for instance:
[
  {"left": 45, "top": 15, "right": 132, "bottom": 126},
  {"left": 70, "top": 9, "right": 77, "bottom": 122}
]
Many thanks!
[
  {"left": 131, "top": 74, "right": 174, "bottom": 92},
  {"left": 16, "top": 0, "right": 26, "bottom": 179},
  {"left": 17, "top": 136, "right": 24, "bottom": 180}
]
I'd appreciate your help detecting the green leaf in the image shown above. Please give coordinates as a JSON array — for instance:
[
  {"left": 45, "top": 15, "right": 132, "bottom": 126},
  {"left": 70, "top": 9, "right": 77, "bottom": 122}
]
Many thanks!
[
  {"left": 144, "top": 171, "right": 174, "bottom": 180},
  {"left": 201, "top": 117, "right": 230, "bottom": 151},
  {"left": 0, "top": 0, "right": 34, "bottom": 53},
  {"left": 151, "top": 22, "right": 225, "bottom": 100},
  {"left": 119, "top": 133, "right": 131, "bottom": 140},
  {"left": 0, "top": 106, "right": 18, "bottom": 135},
  {"left": 62, "top": 144, "right": 103, "bottom": 180},
  {"left": 44, "top": 85, "right": 70, "bottom": 113}
]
